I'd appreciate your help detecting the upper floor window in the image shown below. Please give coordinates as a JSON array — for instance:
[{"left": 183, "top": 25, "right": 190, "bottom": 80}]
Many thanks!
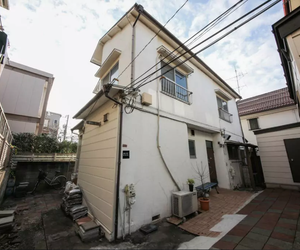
[
  {"left": 102, "top": 62, "right": 119, "bottom": 85},
  {"left": 216, "top": 96, "right": 232, "bottom": 123},
  {"left": 248, "top": 118, "right": 259, "bottom": 130},
  {"left": 160, "top": 61, "right": 191, "bottom": 103}
]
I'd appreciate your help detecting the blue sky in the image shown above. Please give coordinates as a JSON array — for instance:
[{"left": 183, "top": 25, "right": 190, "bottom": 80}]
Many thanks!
[{"left": 1, "top": 0, "right": 285, "bottom": 130}]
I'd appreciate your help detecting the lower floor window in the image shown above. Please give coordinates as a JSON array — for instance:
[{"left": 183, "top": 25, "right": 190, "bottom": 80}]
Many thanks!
[
  {"left": 188, "top": 140, "right": 196, "bottom": 158},
  {"left": 227, "top": 144, "right": 239, "bottom": 160}
]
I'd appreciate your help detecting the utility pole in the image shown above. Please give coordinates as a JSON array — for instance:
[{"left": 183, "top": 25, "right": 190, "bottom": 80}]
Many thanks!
[{"left": 63, "top": 115, "right": 69, "bottom": 141}]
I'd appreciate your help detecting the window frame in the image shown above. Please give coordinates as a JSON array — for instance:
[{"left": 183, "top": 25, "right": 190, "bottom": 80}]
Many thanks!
[
  {"left": 248, "top": 118, "right": 260, "bottom": 130},
  {"left": 216, "top": 96, "right": 229, "bottom": 112},
  {"left": 101, "top": 61, "right": 119, "bottom": 85},
  {"left": 227, "top": 144, "right": 240, "bottom": 160},
  {"left": 188, "top": 139, "right": 196, "bottom": 158},
  {"left": 160, "top": 61, "right": 190, "bottom": 103}
]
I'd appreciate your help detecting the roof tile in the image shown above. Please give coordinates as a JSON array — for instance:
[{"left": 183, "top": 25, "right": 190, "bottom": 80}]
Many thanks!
[{"left": 237, "top": 87, "right": 295, "bottom": 116}]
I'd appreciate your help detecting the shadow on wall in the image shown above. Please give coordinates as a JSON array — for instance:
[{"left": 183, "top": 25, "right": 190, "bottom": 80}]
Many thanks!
[{"left": 14, "top": 162, "right": 74, "bottom": 190}]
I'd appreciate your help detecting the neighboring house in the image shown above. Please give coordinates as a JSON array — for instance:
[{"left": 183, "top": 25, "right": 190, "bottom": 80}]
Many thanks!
[
  {"left": 0, "top": 61, "right": 54, "bottom": 135},
  {"left": 42, "top": 111, "right": 61, "bottom": 137},
  {"left": 72, "top": 4, "right": 249, "bottom": 241},
  {"left": 238, "top": 87, "right": 298, "bottom": 145},
  {"left": 272, "top": 0, "right": 300, "bottom": 116},
  {"left": 238, "top": 87, "right": 300, "bottom": 190}
]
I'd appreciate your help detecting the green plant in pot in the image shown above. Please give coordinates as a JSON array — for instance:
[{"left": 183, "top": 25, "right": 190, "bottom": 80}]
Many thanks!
[{"left": 187, "top": 179, "right": 195, "bottom": 192}]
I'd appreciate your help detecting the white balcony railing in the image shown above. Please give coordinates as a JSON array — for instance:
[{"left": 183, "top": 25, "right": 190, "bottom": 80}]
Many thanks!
[
  {"left": 161, "top": 77, "right": 192, "bottom": 104},
  {"left": 219, "top": 108, "right": 232, "bottom": 123}
]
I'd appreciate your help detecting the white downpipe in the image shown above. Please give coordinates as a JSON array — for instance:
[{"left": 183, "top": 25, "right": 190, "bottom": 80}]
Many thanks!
[{"left": 156, "top": 55, "right": 181, "bottom": 191}]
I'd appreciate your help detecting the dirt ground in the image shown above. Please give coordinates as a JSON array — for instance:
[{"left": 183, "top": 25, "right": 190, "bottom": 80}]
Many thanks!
[{"left": 0, "top": 189, "right": 195, "bottom": 249}]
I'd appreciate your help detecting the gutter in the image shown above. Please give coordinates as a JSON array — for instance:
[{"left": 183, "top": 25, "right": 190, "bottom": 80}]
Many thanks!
[
  {"left": 103, "top": 85, "right": 123, "bottom": 241},
  {"left": 130, "top": 4, "right": 143, "bottom": 85}
]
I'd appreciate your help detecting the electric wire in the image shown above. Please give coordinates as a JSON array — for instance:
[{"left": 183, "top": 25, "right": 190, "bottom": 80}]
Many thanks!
[
  {"left": 131, "top": 0, "right": 274, "bottom": 90},
  {"left": 134, "top": 0, "right": 249, "bottom": 90},
  {"left": 135, "top": 0, "right": 280, "bottom": 90},
  {"left": 123, "top": 0, "right": 245, "bottom": 91},
  {"left": 117, "top": 0, "right": 189, "bottom": 80}
]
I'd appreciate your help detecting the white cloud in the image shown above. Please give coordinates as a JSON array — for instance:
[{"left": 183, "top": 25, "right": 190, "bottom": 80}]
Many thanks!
[{"left": 1, "top": 0, "right": 285, "bottom": 131}]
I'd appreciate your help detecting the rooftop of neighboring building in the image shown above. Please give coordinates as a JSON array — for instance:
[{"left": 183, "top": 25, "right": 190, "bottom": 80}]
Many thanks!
[{"left": 237, "top": 87, "right": 295, "bottom": 116}]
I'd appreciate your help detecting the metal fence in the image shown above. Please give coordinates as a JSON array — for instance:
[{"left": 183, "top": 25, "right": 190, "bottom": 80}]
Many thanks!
[
  {"left": 0, "top": 103, "right": 12, "bottom": 168},
  {"left": 219, "top": 108, "right": 233, "bottom": 123},
  {"left": 161, "top": 77, "right": 192, "bottom": 104}
]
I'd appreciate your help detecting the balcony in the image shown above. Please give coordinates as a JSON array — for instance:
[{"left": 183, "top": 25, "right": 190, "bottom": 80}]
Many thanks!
[
  {"left": 161, "top": 77, "right": 192, "bottom": 104},
  {"left": 219, "top": 108, "right": 232, "bottom": 123}
]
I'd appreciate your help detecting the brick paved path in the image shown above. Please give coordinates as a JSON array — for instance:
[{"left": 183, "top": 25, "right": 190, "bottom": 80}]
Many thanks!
[
  {"left": 212, "top": 189, "right": 300, "bottom": 249},
  {"left": 179, "top": 189, "right": 253, "bottom": 236}
]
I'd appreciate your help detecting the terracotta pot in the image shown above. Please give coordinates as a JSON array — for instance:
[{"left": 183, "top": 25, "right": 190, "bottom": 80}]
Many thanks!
[
  {"left": 200, "top": 198, "right": 210, "bottom": 211},
  {"left": 189, "top": 184, "right": 194, "bottom": 192}
]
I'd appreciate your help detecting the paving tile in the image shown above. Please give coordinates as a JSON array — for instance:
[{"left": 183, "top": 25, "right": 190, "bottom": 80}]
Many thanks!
[
  {"left": 245, "top": 232, "right": 269, "bottom": 243},
  {"left": 234, "top": 244, "right": 252, "bottom": 249},
  {"left": 278, "top": 218, "right": 297, "bottom": 225},
  {"left": 222, "top": 235, "right": 243, "bottom": 244},
  {"left": 251, "top": 227, "right": 272, "bottom": 237},
  {"left": 266, "top": 238, "right": 293, "bottom": 249},
  {"left": 271, "top": 232, "right": 294, "bottom": 243},
  {"left": 273, "top": 226, "right": 295, "bottom": 236},
  {"left": 213, "top": 240, "right": 237, "bottom": 250},
  {"left": 238, "top": 237, "right": 266, "bottom": 249},
  {"left": 276, "top": 221, "right": 297, "bottom": 230},
  {"left": 293, "top": 241, "right": 300, "bottom": 249},
  {"left": 268, "top": 209, "right": 282, "bottom": 213},
  {"left": 263, "top": 244, "right": 282, "bottom": 250},
  {"left": 239, "top": 217, "right": 260, "bottom": 226}
]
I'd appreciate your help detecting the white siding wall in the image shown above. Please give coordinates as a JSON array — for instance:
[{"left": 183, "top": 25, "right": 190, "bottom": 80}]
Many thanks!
[
  {"left": 256, "top": 127, "right": 300, "bottom": 188},
  {"left": 241, "top": 107, "right": 299, "bottom": 145},
  {"left": 78, "top": 100, "right": 120, "bottom": 238}
]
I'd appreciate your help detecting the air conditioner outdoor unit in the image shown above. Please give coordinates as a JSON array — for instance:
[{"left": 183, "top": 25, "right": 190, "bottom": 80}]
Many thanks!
[{"left": 172, "top": 191, "right": 198, "bottom": 218}]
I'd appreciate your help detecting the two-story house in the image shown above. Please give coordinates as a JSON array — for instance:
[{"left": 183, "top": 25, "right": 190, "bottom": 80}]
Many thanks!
[
  {"left": 72, "top": 4, "right": 247, "bottom": 241},
  {"left": 238, "top": 87, "right": 300, "bottom": 190}
]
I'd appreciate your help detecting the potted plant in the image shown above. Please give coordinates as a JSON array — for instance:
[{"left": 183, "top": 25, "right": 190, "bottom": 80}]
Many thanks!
[
  {"left": 187, "top": 178, "right": 195, "bottom": 192},
  {"left": 193, "top": 162, "right": 210, "bottom": 211}
]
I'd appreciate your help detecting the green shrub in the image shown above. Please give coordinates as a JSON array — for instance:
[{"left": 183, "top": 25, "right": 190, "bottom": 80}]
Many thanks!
[{"left": 12, "top": 133, "right": 77, "bottom": 154}]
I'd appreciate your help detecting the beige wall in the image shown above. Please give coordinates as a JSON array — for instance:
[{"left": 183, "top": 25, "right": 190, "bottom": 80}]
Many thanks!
[
  {"left": 256, "top": 126, "right": 300, "bottom": 188},
  {"left": 290, "top": 0, "right": 300, "bottom": 11},
  {"left": 78, "top": 100, "right": 119, "bottom": 237}
]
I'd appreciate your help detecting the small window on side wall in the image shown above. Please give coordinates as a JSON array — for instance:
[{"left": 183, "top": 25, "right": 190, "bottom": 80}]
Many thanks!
[
  {"left": 227, "top": 144, "right": 239, "bottom": 160},
  {"left": 249, "top": 118, "right": 259, "bottom": 130},
  {"left": 188, "top": 140, "right": 196, "bottom": 158}
]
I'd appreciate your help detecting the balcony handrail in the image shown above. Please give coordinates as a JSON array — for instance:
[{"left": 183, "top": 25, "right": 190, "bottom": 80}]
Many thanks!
[
  {"left": 160, "top": 76, "right": 192, "bottom": 104},
  {"left": 160, "top": 76, "right": 190, "bottom": 92},
  {"left": 218, "top": 108, "right": 232, "bottom": 116}
]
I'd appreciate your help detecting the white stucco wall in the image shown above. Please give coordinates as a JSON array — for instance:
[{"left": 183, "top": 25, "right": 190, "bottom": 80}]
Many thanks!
[
  {"left": 240, "top": 106, "right": 299, "bottom": 145},
  {"left": 119, "top": 110, "right": 241, "bottom": 237}
]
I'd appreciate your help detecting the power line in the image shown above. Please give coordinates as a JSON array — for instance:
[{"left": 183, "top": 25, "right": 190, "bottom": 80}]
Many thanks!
[
  {"left": 185, "top": 0, "right": 248, "bottom": 48},
  {"left": 123, "top": 0, "right": 245, "bottom": 91},
  {"left": 135, "top": 0, "right": 280, "bottom": 90},
  {"left": 117, "top": 0, "right": 189, "bottom": 81},
  {"left": 128, "top": 0, "right": 273, "bottom": 91},
  {"left": 136, "top": 0, "right": 248, "bottom": 90}
]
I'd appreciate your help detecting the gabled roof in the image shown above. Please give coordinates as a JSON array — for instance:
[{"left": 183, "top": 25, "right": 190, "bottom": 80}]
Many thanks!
[
  {"left": 91, "top": 3, "right": 241, "bottom": 99},
  {"left": 237, "top": 87, "right": 295, "bottom": 116}
]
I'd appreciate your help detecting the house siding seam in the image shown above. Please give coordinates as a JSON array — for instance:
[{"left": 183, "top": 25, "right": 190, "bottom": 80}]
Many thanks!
[
  {"left": 256, "top": 126, "right": 300, "bottom": 187},
  {"left": 78, "top": 100, "right": 119, "bottom": 234}
]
